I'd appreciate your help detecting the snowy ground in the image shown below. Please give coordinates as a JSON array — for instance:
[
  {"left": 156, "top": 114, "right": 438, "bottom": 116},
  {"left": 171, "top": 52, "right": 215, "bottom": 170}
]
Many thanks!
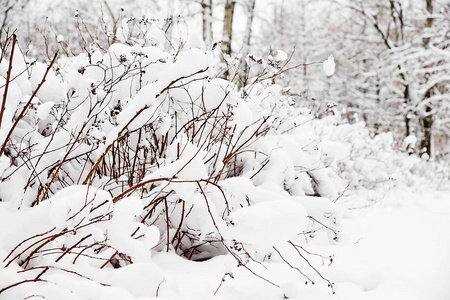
[
  {"left": 149, "top": 185, "right": 450, "bottom": 300},
  {"left": 1, "top": 183, "right": 448, "bottom": 299},
  {"left": 319, "top": 186, "right": 450, "bottom": 300}
]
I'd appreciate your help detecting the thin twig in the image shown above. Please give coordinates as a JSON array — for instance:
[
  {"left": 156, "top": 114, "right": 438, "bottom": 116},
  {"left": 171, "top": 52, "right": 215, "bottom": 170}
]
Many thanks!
[{"left": 0, "top": 34, "right": 16, "bottom": 130}]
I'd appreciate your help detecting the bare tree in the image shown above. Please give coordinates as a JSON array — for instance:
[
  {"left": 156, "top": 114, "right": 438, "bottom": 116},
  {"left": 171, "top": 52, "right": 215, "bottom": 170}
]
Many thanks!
[{"left": 330, "top": 0, "right": 450, "bottom": 157}]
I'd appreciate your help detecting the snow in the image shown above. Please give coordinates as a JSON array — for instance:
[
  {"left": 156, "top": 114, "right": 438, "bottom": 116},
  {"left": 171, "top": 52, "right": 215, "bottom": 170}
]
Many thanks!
[
  {"left": 403, "top": 134, "right": 417, "bottom": 152},
  {"left": 2, "top": 185, "right": 447, "bottom": 299},
  {"left": 0, "top": 158, "right": 9, "bottom": 180},
  {"left": 323, "top": 54, "right": 336, "bottom": 77},
  {"left": 275, "top": 50, "right": 288, "bottom": 62},
  {"left": 226, "top": 199, "right": 309, "bottom": 246},
  {"left": 146, "top": 24, "right": 167, "bottom": 47},
  {"left": 35, "top": 101, "right": 54, "bottom": 120},
  {"left": 280, "top": 282, "right": 298, "bottom": 298},
  {"left": 322, "top": 187, "right": 450, "bottom": 300}
]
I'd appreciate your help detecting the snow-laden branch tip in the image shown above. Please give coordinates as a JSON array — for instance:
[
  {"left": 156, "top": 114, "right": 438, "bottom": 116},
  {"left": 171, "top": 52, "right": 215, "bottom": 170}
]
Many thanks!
[
  {"left": 275, "top": 50, "right": 288, "bottom": 62},
  {"left": 323, "top": 54, "right": 335, "bottom": 77}
]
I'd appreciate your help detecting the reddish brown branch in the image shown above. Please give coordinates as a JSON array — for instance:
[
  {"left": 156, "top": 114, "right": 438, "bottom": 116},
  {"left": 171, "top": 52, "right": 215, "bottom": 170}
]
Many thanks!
[
  {"left": 0, "top": 34, "right": 16, "bottom": 131},
  {"left": 0, "top": 51, "right": 59, "bottom": 157}
]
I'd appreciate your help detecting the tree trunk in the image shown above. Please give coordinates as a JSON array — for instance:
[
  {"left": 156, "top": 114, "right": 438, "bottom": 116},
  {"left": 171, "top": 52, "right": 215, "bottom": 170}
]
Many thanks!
[
  {"left": 423, "top": 0, "right": 433, "bottom": 47},
  {"left": 201, "top": 0, "right": 213, "bottom": 49},
  {"left": 299, "top": 0, "right": 309, "bottom": 99},
  {"left": 421, "top": 0, "right": 434, "bottom": 157},
  {"left": 242, "top": 0, "right": 256, "bottom": 53},
  {"left": 404, "top": 85, "right": 411, "bottom": 137},
  {"left": 421, "top": 100, "right": 433, "bottom": 157},
  {"left": 240, "top": 0, "right": 256, "bottom": 88},
  {"left": 222, "top": 0, "right": 236, "bottom": 56}
]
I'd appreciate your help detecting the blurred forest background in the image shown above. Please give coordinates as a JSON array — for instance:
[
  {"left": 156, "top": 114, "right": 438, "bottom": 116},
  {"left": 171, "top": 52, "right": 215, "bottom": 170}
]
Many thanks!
[{"left": 2, "top": 0, "right": 449, "bottom": 159}]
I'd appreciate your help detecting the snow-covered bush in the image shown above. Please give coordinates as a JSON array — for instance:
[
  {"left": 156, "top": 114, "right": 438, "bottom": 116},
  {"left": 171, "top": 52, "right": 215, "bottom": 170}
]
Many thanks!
[
  {"left": 2, "top": 29, "right": 445, "bottom": 298},
  {"left": 0, "top": 30, "right": 352, "bottom": 297}
]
